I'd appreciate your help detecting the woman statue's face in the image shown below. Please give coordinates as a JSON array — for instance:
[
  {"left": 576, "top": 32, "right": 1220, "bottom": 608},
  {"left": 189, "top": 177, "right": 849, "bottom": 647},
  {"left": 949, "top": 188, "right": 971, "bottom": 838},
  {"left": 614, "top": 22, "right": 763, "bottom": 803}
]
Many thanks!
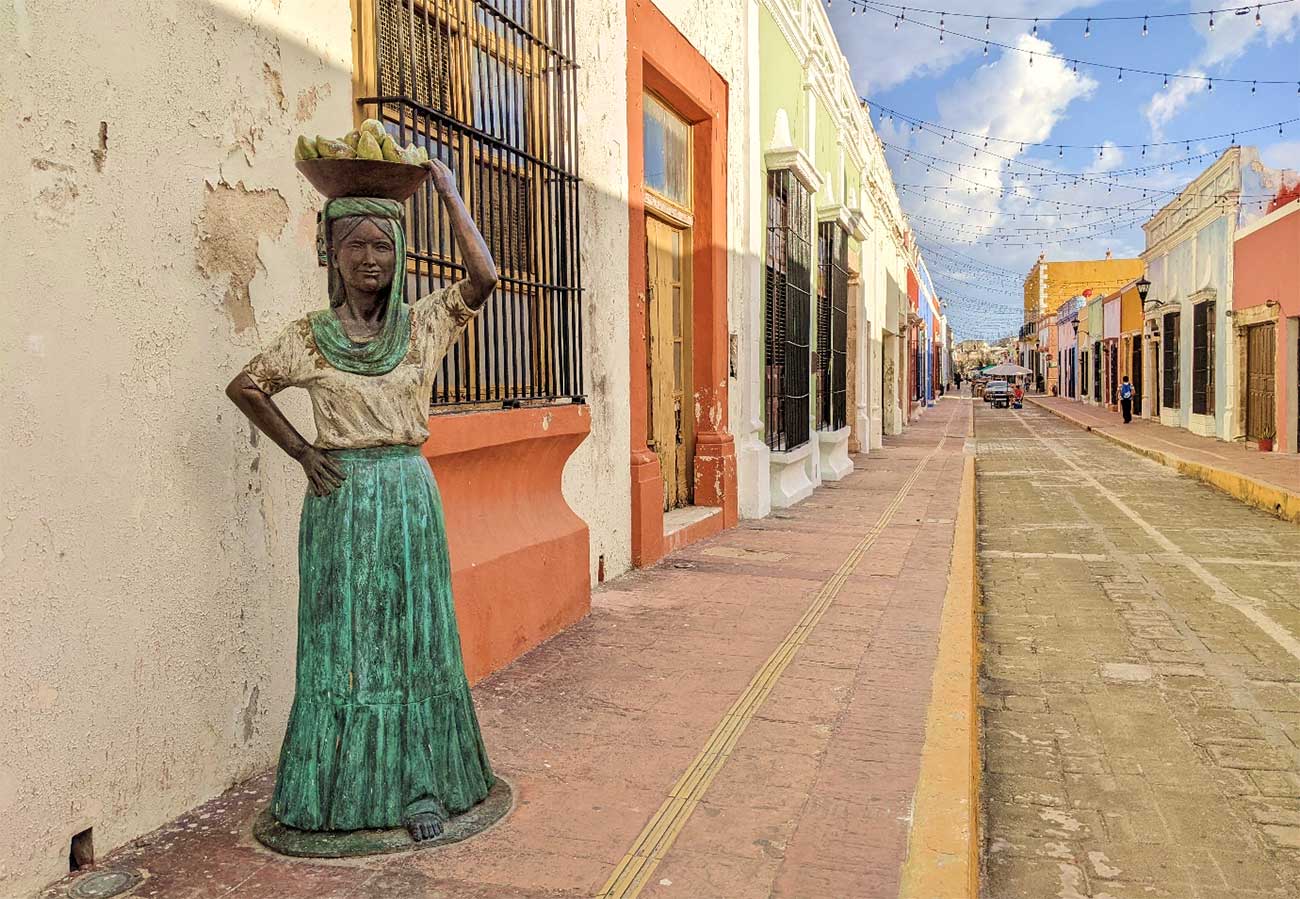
[{"left": 335, "top": 218, "right": 396, "bottom": 295}]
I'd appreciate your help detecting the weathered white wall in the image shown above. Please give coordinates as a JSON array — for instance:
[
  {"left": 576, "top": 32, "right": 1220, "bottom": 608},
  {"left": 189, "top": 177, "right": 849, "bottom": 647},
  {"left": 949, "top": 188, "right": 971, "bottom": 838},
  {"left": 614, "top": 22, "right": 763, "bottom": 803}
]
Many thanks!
[
  {"left": 564, "top": 0, "right": 755, "bottom": 546},
  {"left": 0, "top": 1, "right": 360, "bottom": 894}
]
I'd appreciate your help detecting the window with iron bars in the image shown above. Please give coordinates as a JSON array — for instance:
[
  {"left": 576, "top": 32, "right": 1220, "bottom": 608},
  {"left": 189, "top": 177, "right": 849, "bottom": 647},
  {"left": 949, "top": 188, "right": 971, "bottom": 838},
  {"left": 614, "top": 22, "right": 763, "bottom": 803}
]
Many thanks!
[
  {"left": 763, "top": 169, "right": 811, "bottom": 453},
  {"left": 1192, "top": 301, "right": 1215, "bottom": 415},
  {"left": 355, "top": 0, "right": 583, "bottom": 410},
  {"left": 1163, "top": 312, "right": 1180, "bottom": 409},
  {"left": 815, "top": 222, "right": 848, "bottom": 432}
]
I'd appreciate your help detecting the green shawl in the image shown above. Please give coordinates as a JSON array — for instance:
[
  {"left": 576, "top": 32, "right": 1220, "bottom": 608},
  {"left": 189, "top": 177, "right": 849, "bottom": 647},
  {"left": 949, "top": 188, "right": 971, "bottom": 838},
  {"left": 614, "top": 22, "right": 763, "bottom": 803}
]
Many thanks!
[{"left": 309, "top": 198, "right": 410, "bottom": 376}]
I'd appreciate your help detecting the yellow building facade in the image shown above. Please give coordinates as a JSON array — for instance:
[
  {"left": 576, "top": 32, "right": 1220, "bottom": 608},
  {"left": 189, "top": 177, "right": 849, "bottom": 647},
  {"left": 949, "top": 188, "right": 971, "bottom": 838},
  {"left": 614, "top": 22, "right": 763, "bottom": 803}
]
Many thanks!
[{"left": 1022, "top": 253, "right": 1146, "bottom": 319}]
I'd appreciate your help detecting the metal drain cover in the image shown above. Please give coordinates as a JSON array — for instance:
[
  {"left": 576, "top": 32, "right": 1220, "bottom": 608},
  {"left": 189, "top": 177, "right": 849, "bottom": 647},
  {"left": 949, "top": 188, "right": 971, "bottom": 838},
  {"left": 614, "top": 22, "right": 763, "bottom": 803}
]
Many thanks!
[{"left": 69, "top": 869, "right": 142, "bottom": 899}]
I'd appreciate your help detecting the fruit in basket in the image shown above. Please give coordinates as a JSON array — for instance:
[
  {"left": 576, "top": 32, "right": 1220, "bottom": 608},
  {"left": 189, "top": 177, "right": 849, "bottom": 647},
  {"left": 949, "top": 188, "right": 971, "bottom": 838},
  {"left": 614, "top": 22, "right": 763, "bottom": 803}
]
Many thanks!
[
  {"left": 357, "top": 131, "right": 384, "bottom": 161},
  {"left": 294, "top": 123, "right": 429, "bottom": 168},
  {"left": 294, "top": 135, "right": 319, "bottom": 160},
  {"left": 381, "top": 134, "right": 403, "bottom": 163},
  {"left": 315, "top": 136, "right": 357, "bottom": 159}
]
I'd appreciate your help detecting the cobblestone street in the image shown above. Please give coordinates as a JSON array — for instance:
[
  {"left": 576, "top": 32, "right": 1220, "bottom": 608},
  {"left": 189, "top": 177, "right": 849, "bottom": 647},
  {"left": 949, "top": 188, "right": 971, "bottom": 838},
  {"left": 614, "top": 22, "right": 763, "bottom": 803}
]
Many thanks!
[{"left": 977, "top": 401, "right": 1300, "bottom": 899}]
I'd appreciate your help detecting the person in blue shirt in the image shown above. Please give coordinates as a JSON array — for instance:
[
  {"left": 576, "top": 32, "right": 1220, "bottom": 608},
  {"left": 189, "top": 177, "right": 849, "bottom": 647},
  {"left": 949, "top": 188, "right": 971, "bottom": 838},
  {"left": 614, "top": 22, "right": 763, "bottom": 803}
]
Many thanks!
[{"left": 1120, "top": 375, "right": 1134, "bottom": 423}]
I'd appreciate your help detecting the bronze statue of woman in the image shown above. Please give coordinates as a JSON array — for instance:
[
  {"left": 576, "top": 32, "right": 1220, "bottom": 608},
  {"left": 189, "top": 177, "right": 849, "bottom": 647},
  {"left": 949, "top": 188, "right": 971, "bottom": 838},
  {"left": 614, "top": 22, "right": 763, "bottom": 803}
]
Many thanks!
[{"left": 226, "top": 158, "right": 497, "bottom": 843}]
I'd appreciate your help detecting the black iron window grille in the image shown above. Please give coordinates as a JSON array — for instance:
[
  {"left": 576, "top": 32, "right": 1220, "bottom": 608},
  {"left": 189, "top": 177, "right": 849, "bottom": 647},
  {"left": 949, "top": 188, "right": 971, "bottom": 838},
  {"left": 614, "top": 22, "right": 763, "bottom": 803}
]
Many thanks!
[
  {"left": 763, "top": 169, "right": 812, "bottom": 453},
  {"left": 361, "top": 0, "right": 583, "bottom": 410},
  {"left": 1093, "top": 341, "right": 1102, "bottom": 402},
  {"left": 1192, "top": 301, "right": 1215, "bottom": 415},
  {"left": 1163, "top": 311, "right": 1180, "bottom": 409},
  {"left": 816, "top": 222, "right": 849, "bottom": 432}
]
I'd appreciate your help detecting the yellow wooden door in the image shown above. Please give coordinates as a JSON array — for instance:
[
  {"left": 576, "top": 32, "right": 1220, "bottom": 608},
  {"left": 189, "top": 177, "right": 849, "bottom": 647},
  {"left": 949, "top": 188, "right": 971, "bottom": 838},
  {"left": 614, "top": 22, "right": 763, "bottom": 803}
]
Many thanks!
[{"left": 646, "top": 215, "right": 691, "bottom": 511}]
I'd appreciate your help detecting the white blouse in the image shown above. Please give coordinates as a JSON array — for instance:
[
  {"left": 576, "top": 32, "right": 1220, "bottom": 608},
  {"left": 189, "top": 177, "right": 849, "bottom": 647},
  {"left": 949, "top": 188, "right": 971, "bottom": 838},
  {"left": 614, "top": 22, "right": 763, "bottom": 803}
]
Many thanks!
[{"left": 243, "top": 282, "right": 475, "bottom": 449}]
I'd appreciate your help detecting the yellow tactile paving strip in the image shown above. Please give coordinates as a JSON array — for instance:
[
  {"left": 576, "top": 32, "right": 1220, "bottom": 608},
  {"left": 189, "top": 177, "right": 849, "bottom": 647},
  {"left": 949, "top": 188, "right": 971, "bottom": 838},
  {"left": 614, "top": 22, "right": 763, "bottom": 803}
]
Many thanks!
[{"left": 596, "top": 435, "right": 950, "bottom": 899}]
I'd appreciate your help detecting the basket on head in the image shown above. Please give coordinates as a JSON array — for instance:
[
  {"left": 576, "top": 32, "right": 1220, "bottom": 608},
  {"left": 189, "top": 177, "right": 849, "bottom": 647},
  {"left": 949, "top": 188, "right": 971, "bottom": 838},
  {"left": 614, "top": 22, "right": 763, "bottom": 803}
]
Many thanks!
[{"left": 296, "top": 159, "right": 429, "bottom": 202}]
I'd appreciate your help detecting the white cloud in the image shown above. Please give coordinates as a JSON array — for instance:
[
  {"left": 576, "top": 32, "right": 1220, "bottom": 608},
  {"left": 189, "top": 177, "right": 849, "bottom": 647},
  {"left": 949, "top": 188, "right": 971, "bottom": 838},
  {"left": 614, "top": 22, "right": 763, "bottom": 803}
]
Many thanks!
[
  {"left": 1086, "top": 142, "right": 1124, "bottom": 174},
  {"left": 1142, "top": 3, "right": 1299, "bottom": 137},
  {"left": 1198, "top": 2, "right": 1300, "bottom": 68},
  {"left": 828, "top": 1, "right": 1109, "bottom": 94},
  {"left": 1260, "top": 140, "right": 1300, "bottom": 171},
  {"left": 937, "top": 34, "right": 1097, "bottom": 150},
  {"left": 1143, "top": 71, "right": 1207, "bottom": 138}
]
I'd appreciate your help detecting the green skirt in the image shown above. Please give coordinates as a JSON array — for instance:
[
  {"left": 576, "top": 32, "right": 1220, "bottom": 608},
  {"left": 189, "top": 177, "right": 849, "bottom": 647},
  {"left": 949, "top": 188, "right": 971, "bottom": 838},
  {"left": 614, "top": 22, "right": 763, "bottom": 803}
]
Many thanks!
[{"left": 270, "top": 445, "right": 493, "bottom": 832}]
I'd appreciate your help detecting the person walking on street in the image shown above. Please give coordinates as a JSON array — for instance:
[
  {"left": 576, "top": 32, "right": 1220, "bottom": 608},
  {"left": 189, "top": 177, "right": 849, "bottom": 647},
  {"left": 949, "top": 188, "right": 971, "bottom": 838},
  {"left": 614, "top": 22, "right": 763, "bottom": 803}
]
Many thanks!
[{"left": 1120, "top": 375, "right": 1134, "bottom": 423}]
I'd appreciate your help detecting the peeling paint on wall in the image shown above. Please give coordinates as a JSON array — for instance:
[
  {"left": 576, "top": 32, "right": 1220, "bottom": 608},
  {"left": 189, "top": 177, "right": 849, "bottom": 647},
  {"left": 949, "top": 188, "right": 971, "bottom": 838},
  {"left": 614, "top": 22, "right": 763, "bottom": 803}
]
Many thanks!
[{"left": 195, "top": 182, "right": 291, "bottom": 335}]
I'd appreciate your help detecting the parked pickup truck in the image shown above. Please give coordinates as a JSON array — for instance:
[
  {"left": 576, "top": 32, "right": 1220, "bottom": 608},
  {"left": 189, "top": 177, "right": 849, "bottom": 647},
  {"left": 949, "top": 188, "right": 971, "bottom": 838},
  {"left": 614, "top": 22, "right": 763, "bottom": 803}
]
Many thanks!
[{"left": 984, "top": 380, "right": 1011, "bottom": 408}]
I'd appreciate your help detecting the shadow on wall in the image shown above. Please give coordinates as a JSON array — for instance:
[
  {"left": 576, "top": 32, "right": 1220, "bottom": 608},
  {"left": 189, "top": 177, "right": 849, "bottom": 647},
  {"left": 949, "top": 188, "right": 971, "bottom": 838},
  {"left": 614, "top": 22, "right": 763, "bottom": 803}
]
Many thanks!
[{"left": 7, "top": 4, "right": 904, "bottom": 898}]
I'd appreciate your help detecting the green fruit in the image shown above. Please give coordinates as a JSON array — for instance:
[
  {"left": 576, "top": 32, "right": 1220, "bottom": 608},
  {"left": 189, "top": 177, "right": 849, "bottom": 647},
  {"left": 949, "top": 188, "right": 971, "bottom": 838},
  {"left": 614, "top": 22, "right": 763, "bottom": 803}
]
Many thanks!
[
  {"left": 294, "top": 135, "right": 318, "bottom": 160},
  {"left": 315, "top": 136, "right": 356, "bottom": 159},
  {"left": 342, "top": 130, "right": 361, "bottom": 150},
  {"left": 399, "top": 144, "right": 423, "bottom": 165},
  {"left": 357, "top": 131, "right": 384, "bottom": 160},
  {"left": 361, "top": 118, "right": 387, "bottom": 142},
  {"left": 381, "top": 134, "right": 403, "bottom": 163},
  {"left": 415, "top": 145, "right": 430, "bottom": 164}
]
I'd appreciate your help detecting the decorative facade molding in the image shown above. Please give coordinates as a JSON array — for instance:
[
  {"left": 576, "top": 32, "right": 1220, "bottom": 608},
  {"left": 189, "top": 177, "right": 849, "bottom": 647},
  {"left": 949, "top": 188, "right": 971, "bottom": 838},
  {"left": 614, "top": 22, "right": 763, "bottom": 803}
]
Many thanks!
[
  {"left": 817, "top": 202, "right": 853, "bottom": 231},
  {"left": 765, "top": 110, "right": 822, "bottom": 193}
]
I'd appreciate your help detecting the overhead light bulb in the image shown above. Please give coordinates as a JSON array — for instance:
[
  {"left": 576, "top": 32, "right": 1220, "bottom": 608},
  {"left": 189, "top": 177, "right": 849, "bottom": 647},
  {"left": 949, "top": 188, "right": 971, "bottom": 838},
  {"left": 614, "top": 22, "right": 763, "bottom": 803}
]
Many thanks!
[
  {"left": 1209, "top": 12, "right": 1214, "bottom": 30},
  {"left": 1142, "top": 16, "right": 1148, "bottom": 37},
  {"left": 1084, "top": 18, "right": 1091, "bottom": 37}
]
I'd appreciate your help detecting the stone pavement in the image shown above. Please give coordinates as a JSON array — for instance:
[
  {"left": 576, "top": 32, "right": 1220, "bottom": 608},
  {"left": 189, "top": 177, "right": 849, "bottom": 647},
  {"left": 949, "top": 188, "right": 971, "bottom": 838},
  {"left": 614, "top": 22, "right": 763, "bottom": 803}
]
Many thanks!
[
  {"left": 1027, "top": 396, "right": 1300, "bottom": 522},
  {"left": 41, "top": 399, "right": 972, "bottom": 899},
  {"left": 977, "top": 401, "right": 1300, "bottom": 899}
]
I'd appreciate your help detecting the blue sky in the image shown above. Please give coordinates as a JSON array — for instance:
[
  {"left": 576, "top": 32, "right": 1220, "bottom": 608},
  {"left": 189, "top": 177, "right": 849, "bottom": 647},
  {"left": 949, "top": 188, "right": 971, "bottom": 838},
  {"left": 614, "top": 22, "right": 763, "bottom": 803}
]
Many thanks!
[{"left": 826, "top": 0, "right": 1300, "bottom": 340}]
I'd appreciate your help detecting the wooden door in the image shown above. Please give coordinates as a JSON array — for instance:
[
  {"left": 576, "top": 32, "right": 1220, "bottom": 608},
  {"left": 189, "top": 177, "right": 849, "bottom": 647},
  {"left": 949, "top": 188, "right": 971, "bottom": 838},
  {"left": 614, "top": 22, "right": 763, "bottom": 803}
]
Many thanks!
[
  {"left": 646, "top": 215, "right": 692, "bottom": 511},
  {"left": 1130, "top": 336, "right": 1143, "bottom": 415},
  {"left": 1246, "top": 322, "right": 1276, "bottom": 442}
]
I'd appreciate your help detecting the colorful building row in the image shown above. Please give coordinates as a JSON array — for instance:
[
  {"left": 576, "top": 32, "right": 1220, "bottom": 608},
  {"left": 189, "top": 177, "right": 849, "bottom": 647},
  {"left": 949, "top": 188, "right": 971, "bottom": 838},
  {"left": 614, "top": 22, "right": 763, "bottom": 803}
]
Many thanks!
[
  {"left": 2, "top": 0, "right": 952, "bottom": 892},
  {"left": 1034, "top": 149, "right": 1299, "bottom": 454}
]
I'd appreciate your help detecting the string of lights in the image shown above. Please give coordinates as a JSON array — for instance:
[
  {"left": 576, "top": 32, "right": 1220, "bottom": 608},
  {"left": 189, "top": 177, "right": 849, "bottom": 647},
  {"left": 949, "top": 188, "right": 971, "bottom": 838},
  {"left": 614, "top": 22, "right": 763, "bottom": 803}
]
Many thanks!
[
  {"left": 886, "top": 140, "right": 1233, "bottom": 182},
  {"left": 919, "top": 226, "right": 1145, "bottom": 250},
  {"left": 851, "top": 1, "right": 1293, "bottom": 28},
  {"left": 907, "top": 210, "right": 1149, "bottom": 236},
  {"left": 899, "top": 185, "right": 1161, "bottom": 219},
  {"left": 892, "top": 152, "right": 1281, "bottom": 205},
  {"left": 852, "top": 2, "right": 1300, "bottom": 90},
  {"left": 871, "top": 106, "right": 1298, "bottom": 156}
]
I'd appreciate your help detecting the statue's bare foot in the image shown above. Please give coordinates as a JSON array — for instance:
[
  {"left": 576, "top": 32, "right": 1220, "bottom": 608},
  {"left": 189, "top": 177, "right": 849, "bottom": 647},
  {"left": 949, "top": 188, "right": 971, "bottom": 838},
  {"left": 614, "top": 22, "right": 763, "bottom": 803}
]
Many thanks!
[{"left": 405, "top": 812, "right": 443, "bottom": 842}]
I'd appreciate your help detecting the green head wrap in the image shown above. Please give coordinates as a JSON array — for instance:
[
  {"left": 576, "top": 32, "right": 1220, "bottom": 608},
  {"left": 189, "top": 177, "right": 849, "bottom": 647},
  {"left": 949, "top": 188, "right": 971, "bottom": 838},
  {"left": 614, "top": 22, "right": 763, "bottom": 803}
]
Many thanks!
[{"left": 308, "top": 197, "right": 410, "bottom": 376}]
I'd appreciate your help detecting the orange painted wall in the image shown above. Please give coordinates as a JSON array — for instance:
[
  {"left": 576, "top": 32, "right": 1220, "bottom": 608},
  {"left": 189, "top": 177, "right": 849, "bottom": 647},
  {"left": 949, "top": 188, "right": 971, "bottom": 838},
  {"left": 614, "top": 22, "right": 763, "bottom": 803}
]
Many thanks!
[
  {"left": 422, "top": 405, "right": 591, "bottom": 683},
  {"left": 626, "top": 0, "right": 736, "bottom": 567}
]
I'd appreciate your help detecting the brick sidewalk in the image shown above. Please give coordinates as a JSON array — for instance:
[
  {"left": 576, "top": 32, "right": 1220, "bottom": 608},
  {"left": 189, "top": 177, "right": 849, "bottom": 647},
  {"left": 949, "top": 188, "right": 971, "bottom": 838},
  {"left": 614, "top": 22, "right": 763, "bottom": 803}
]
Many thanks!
[
  {"left": 41, "top": 401, "right": 973, "bottom": 899},
  {"left": 1028, "top": 396, "right": 1300, "bottom": 521}
]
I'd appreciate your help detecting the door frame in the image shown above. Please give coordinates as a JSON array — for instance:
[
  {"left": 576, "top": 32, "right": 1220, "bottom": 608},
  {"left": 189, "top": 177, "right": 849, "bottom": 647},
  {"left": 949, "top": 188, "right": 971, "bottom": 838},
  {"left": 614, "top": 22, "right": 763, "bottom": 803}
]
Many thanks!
[{"left": 626, "top": 0, "right": 736, "bottom": 567}]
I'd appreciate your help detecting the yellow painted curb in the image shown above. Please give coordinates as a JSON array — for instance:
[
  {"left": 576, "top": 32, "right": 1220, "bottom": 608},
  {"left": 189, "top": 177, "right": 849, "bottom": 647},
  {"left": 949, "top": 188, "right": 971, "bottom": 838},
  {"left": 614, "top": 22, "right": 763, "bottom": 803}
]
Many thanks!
[
  {"left": 898, "top": 453, "right": 980, "bottom": 899},
  {"left": 1027, "top": 398, "right": 1300, "bottom": 526}
]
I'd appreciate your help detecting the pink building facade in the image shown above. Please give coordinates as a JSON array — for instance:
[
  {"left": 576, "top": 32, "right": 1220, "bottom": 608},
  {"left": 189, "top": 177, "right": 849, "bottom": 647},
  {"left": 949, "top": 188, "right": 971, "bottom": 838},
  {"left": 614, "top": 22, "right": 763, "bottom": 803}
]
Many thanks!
[{"left": 1233, "top": 197, "right": 1300, "bottom": 452}]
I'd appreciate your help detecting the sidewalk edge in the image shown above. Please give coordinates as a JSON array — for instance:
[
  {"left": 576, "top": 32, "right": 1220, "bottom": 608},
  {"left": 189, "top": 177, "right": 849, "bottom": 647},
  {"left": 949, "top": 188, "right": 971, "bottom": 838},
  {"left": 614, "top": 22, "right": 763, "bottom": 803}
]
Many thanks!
[
  {"left": 898, "top": 454, "right": 980, "bottom": 899},
  {"left": 1026, "top": 397, "right": 1300, "bottom": 526}
]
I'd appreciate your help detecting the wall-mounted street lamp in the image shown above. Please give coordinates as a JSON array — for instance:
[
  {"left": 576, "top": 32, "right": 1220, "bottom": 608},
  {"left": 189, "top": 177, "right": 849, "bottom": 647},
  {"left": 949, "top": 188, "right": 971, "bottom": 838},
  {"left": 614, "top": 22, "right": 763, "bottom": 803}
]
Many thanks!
[{"left": 1136, "top": 276, "right": 1151, "bottom": 302}]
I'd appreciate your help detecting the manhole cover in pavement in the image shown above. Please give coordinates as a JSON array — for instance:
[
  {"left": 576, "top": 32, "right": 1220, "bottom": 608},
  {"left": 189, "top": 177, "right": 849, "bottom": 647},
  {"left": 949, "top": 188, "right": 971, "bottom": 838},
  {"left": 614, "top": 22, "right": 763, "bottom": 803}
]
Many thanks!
[
  {"left": 69, "top": 870, "right": 143, "bottom": 898},
  {"left": 1100, "top": 662, "right": 1154, "bottom": 683}
]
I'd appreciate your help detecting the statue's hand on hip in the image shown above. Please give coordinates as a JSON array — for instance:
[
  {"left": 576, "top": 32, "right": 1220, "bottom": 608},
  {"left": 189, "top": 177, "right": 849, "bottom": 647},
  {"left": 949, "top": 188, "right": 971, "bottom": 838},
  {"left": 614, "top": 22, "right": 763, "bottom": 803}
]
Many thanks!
[{"left": 299, "top": 447, "right": 346, "bottom": 497}]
